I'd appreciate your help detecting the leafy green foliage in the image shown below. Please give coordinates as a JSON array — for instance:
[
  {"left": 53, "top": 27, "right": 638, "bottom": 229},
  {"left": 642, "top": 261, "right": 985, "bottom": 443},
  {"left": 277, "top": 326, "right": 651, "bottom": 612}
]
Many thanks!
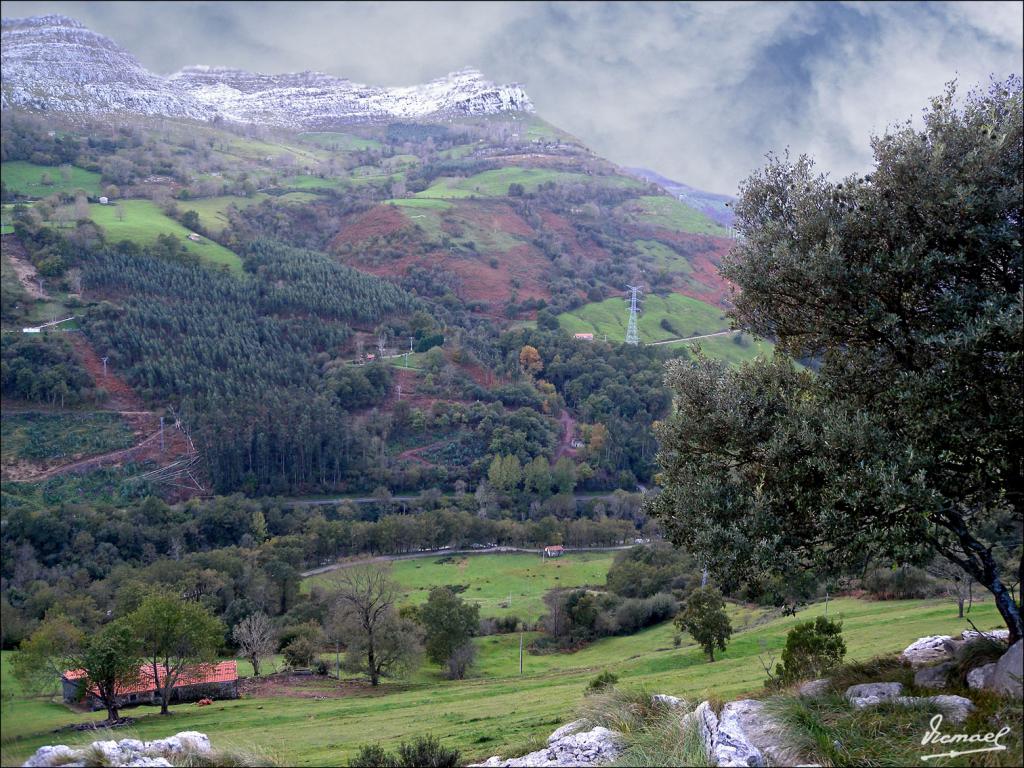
[
  {"left": 348, "top": 735, "right": 460, "bottom": 768},
  {"left": 674, "top": 588, "right": 731, "bottom": 662},
  {"left": 419, "top": 587, "right": 480, "bottom": 675},
  {"left": 648, "top": 77, "right": 1024, "bottom": 640},
  {"left": 1, "top": 336, "right": 95, "bottom": 407},
  {"left": 586, "top": 669, "right": 619, "bottom": 694},
  {"left": 769, "top": 616, "right": 846, "bottom": 687}
]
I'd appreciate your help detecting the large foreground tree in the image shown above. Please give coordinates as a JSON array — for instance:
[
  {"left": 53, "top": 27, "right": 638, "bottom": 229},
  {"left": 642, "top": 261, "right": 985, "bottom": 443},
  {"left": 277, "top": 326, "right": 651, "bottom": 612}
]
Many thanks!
[{"left": 648, "top": 78, "right": 1023, "bottom": 641}]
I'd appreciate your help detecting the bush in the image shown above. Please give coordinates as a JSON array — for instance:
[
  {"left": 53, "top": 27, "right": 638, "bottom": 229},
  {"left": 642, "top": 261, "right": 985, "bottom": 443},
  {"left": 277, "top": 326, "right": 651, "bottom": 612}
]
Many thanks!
[
  {"left": 396, "top": 735, "right": 460, "bottom": 767},
  {"left": 348, "top": 744, "right": 395, "bottom": 767},
  {"left": 769, "top": 616, "right": 846, "bottom": 688},
  {"left": 348, "top": 736, "right": 459, "bottom": 768},
  {"left": 586, "top": 670, "right": 619, "bottom": 694}
]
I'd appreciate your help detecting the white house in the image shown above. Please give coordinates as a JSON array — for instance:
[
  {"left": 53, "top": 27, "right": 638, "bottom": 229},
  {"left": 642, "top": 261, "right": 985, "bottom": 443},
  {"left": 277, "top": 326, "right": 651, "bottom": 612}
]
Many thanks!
[{"left": 98, "top": 196, "right": 109, "bottom": 205}]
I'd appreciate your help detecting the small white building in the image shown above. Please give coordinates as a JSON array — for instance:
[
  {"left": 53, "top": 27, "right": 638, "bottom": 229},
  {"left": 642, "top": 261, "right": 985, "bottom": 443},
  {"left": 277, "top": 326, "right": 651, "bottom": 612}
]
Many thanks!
[
  {"left": 98, "top": 196, "right": 109, "bottom": 205},
  {"left": 187, "top": 233, "right": 202, "bottom": 242},
  {"left": 573, "top": 333, "right": 594, "bottom": 341}
]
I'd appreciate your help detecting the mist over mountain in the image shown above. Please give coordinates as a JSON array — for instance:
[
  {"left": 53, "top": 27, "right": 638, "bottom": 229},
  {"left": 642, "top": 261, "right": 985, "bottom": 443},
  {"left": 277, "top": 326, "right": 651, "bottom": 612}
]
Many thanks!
[{"left": 1, "top": 15, "right": 534, "bottom": 125}]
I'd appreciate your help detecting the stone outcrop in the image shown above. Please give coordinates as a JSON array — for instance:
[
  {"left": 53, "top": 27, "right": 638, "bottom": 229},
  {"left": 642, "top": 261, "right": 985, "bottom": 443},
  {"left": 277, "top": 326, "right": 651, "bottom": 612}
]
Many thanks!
[
  {"left": 845, "top": 682, "right": 904, "bottom": 708},
  {"left": 844, "top": 683, "right": 975, "bottom": 724},
  {"left": 23, "top": 732, "right": 211, "bottom": 767},
  {"left": 651, "top": 694, "right": 687, "bottom": 709},
  {"left": 967, "top": 662, "right": 997, "bottom": 690},
  {"left": 797, "top": 679, "right": 831, "bottom": 697},
  {"left": 686, "top": 698, "right": 807, "bottom": 767},
  {"left": 914, "top": 661, "right": 956, "bottom": 689},
  {"left": 901, "top": 636, "right": 959, "bottom": 667},
  {"left": 989, "top": 640, "right": 1023, "bottom": 698},
  {"left": 472, "top": 725, "right": 623, "bottom": 767},
  {"left": 960, "top": 629, "right": 1010, "bottom": 643}
]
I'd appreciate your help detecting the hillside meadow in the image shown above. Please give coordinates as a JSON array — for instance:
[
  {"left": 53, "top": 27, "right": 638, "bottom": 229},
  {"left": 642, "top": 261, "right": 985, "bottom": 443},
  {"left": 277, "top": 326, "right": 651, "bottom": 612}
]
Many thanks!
[
  {"left": 307, "top": 552, "right": 617, "bottom": 624},
  {"left": 0, "top": 597, "right": 1002, "bottom": 766}
]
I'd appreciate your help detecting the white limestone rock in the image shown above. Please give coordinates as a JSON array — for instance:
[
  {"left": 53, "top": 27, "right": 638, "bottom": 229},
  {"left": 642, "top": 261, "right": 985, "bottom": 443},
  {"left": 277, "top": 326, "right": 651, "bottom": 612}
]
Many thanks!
[
  {"left": 989, "top": 640, "right": 1023, "bottom": 698},
  {"left": 798, "top": 679, "right": 831, "bottom": 697},
  {"left": 714, "top": 700, "right": 767, "bottom": 767},
  {"left": 921, "top": 695, "right": 976, "bottom": 725},
  {"left": 22, "top": 732, "right": 210, "bottom": 767},
  {"left": 914, "top": 661, "right": 956, "bottom": 690},
  {"left": 546, "top": 720, "right": 585, "bottom": 744},
  {"left": 960, "top": 629, "right": 1010, "bottom": 643},
  {"left": 967, "top": 663, "right": 996, "bottom": 690},
  {"left": 23, "top": 745, "right": 78, "bottom": 767},
  {"left": 681, "top": 700, "right": 718, "bottom": 760},
  {"left": 845, "top": 682, "right": 904, "bottom": 708},
  {"left": 144, "top": 731, "right": 211, "bottom": 755},
  {"left": 902, "top": 635, "right": 957, "bottom": 667},
  {"left": 651, "top": 693, "right": 686, "bottom": 709},
  {"left": 470, "top": 725, "right": 622, "bottom": 767}
]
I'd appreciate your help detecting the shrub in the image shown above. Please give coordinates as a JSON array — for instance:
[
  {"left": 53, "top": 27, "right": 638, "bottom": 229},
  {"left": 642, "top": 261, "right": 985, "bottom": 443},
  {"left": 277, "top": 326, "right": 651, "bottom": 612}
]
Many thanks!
[
  {"left": 348, "top": 744, "right": 396, "bottom": 767},
  {"left": 862, "top": 565, "right": 940, "bottom": 600},
  {"left": 396, "top": 735, "right": 460, "bottom": 767},
  {"left": 348, "top": 737, "right": 459, "bottom": 768},
  {"left": 675, "top": 588, "right": 732, "bottom": 662},
  {"left": 769, "top": 616, "right": 846, "bottom": 687},
  {"left": 586, "top": 670, "right": 619, "bottom": 694}
]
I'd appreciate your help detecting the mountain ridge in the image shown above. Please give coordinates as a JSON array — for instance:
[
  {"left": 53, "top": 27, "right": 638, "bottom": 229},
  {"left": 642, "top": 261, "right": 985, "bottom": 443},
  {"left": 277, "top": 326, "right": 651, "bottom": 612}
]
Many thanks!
[{"left": 1, "top": 14, "right": 534, "bottom": 125}]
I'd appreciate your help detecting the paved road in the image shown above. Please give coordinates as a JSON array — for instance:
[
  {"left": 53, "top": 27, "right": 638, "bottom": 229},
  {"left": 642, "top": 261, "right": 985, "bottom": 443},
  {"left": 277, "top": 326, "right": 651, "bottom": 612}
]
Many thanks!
[{"left": 300, "top": 544, "right": 636, "bottom": 578}]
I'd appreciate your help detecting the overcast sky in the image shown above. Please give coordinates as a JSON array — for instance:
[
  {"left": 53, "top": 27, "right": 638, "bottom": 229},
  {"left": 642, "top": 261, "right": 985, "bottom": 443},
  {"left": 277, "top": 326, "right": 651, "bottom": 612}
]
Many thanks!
[{"left": 4, "top": 1, "right": 1022, "bottom": 193}]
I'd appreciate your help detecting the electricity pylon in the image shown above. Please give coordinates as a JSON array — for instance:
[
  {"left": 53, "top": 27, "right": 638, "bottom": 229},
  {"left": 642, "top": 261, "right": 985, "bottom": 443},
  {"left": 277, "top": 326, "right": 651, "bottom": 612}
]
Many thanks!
[{"left": 625, "top": 285, "right": 641, "bottom": 346}]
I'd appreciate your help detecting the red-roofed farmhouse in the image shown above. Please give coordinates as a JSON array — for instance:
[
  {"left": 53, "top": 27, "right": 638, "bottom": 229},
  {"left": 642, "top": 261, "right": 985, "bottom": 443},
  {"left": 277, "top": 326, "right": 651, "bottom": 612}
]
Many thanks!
[{"left": 62, "top": 661, "right": 238, "bottom": 710}]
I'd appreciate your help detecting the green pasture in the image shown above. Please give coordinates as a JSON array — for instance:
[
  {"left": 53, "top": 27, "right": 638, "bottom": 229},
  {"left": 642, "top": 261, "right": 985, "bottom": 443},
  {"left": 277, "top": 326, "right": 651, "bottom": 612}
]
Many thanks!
[
  {"left": 558, "top": 293, "right": 728, "bottom": 343},
  {"left": 1, "top": 161, "right": 103, "bottom": 199},
  {"left": 297, "top": 132, "right": 382, "bottom": 151},
  {"left": 386, "top": 198, "right": 453, "bottom": 210},
  {"left": 621, "top": 195, "right": 728, "bottom": 236},
  {"left": 415, "top": 167, "right": 643, "bottom": 199},
  {"left": 633, "top": 238, "right": 694, "bottom": 275},
  {"left": 1, "top": 412, "right": 134, "bottom": 463},
  {"left": 88, "top": 201, "right": 243, "bottom": 273},
  {"left": 1, "top": 598, "right": 1004, "bottom": 766},
  {"left": 307, "top": 552, "right": 617, "bottom": 624},
  {"left": 179, "top": 195, "right": 266, "bottom": 234}
]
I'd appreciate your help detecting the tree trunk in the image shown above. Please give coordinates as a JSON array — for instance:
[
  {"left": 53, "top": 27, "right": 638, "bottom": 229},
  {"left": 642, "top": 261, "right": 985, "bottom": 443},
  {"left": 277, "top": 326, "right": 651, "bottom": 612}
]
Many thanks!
[
  {"left": 708, "top": 647, "right": 714, "bottom": 662},
  {"left": 252, "top": 656, "right": 261, "bottom": 678},
  {"left": 368, "top": 632, "right": 378, "bottom": 686},
  {"left": 105, "top": 702, "right": 119, "bottom": 723},
  {"left": 957, "top": 596, "right": 964, "bottom": 618}
]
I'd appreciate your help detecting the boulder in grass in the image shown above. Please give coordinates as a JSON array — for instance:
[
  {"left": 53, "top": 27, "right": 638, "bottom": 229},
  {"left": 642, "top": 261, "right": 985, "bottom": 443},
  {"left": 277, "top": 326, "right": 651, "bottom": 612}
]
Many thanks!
[
  {"left": 22, "top": 732, "right": 211, "bottom": 767},
  {"left": 845, "top": 682, "right": 903, "bottom": 708},
  {"left": 967, "top": 663, "right": 996, "bottom": 690},
  {"left": 914, "top": 661, "right": 956, "bottom": 690},
  {"left": 797, "top": 679, "right": 831, "bottom": 697},
  {"left": 651, "top": 694, "right": 686, "bottom": 709},
  {"left": 902, "top": 636, "right": 957, "bottom": 667},
  {"left": 988, "top": 640, "right": 1023, "bottom": 698}
]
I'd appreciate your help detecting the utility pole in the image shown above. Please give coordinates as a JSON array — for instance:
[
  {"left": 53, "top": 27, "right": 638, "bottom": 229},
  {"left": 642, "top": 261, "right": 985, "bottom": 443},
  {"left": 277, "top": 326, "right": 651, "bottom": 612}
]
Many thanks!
[
  {"left": 101, "top": 356, "right": 109, "bottom": 378},
  {"left": 396, "top": 383, "right": 402, "bottom": 401},
  {"left": 406, "top": 336, "right": 413, "bottom": 368},
  {"left": 625, "top": 285, "right": 641, "bottom": 346},
  {"left": 516, "top": 626, "right": 524, "bottom": 675}
]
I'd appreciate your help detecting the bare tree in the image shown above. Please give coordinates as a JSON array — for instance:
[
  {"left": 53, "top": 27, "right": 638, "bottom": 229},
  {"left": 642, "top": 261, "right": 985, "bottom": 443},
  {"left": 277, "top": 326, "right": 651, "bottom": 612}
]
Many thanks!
[
  {"left": 232, "top": 613, "right": 277, "bottom": 678},
  {"left": 927, "top": 559, "right": 974, "bottom": 619},
  {"left": 329, "top": 564, "right": 421, "bottom": 685}
]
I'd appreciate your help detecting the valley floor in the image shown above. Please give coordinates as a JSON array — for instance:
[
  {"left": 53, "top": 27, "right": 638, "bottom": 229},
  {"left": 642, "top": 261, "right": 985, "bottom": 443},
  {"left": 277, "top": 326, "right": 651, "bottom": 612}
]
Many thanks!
[{"left": 0, "top": 597, "right": 1003, "bottom": 766}]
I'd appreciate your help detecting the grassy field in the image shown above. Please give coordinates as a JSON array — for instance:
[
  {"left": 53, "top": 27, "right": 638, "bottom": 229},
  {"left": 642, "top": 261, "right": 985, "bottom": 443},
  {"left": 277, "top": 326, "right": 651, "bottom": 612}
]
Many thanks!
[
  {"left": 87, "top": 201, "right": 243, "bottom": 273},
  {"left": 558, "top": 293, "right": 776, "bottom": 364},
  {"left": 633, "top": 238, "right": 694, "bottom": 275},
  {"left": 621, "top": 195, "right": 728, "bottom": 236},
  {"left": 0, "top": 597, "right": 1004, "bottom": 766},
  {"left": 558, "top": 293, "right": 728, "bottom": 343},
  {"left": 416, "top": 167, "right": 644, "bottom": 199},
  {"left": 307, "top": 552, "right": 616, "bottom": 624},
  {"left": 297, "top": 132, "right": 382, "bottom": 151},
  {"left": 0, "top": 411, "right": 134, "bottom": 462},
  {"left": 178, "top": 195, "right": 267, "bottom": 234},
  {"left": 1, "top": 161, "right": 103, "bottom": 199}
]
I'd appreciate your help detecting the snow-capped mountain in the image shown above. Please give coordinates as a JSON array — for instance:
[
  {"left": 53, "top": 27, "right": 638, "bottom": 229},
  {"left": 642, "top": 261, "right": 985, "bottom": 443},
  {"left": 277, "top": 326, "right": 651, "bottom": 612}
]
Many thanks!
[
  {"left": 0, "top": 15, "right": 212, "bottom": 120},
  {"left": 169, "top": 66, "right": 533, "bottom": 126},
  {"left": 1, "top": 15, "right": 534, "bottom": 125}
]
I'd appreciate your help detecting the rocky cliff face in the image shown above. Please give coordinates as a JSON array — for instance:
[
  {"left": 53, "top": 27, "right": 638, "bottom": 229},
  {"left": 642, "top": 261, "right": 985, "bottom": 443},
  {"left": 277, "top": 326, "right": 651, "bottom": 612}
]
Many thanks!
[{"left": 1, "top": 15, "right": 534, "bottom": 125}]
